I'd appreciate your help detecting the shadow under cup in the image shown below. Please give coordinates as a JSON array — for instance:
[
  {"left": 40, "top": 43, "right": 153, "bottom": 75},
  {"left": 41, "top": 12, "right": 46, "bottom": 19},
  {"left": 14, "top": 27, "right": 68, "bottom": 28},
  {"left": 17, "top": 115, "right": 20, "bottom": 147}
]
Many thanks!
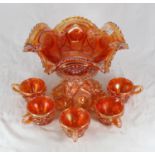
[
  {"left": 23, "top": 96, "right": 55, "bottom": 126},
  {"left": 59, "top": 107, "right": 90, "bottom": 142}
]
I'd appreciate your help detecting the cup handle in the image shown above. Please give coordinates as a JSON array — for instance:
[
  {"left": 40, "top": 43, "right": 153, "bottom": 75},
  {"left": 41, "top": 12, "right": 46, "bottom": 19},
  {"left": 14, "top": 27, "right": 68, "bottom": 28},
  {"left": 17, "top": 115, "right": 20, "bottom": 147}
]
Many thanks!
[
  {"left": 12, "top": 83, "right": 21, "bottom": 93},
  {"left": 72, "top": 130, "right": 78, "bottom": 142},
  {"left": 112, "top": 118, "right": 122, "bottom": 128},
  {"left": 132, "top": 85, "right": 143, "bottom": 95},
  {"left": 22, "top": 113, "right": 32, "bottom": 124}
]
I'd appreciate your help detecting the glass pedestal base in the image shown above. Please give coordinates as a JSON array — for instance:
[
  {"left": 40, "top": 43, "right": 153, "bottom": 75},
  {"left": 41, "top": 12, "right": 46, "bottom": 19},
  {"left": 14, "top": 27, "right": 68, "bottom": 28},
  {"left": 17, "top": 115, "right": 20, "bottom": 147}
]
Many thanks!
[{"left": 52, "top": 79, "right": 106, "bottom": 111}]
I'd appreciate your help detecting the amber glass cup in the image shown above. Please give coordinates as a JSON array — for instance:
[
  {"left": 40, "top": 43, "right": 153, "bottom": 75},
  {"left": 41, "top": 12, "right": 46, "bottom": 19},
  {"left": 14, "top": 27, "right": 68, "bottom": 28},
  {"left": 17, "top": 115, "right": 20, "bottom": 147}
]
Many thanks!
[
  {"left": 22, "top": 96, "right": 55, "bottom": 125},
  {"left": 12, "top": 78, "right": 46, "bottom": 101},
  {"left": 107, "top": 77, "right": 143, "bottom": 103},
  {"left": 95, "top": 96, "right": 124, "bottom": 128},
  {"left": 59, "top": 107, "right": 90, "bottom": 142}
]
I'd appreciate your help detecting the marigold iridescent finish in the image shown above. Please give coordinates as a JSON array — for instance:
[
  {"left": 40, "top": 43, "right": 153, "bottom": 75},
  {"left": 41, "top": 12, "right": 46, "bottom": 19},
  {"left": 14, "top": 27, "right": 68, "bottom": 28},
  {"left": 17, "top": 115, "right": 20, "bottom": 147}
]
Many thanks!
[
  {"left": 23, "top": 16, "right": 128, "bottom": 110},
  {"left": 10, "top": 16, "right": 145, "bottom": 142},
  {"left": 107, "top": 77, "right": 143, "bottom": 103},
  {"left": 22, "top": 96, "right": 55, "bottom": 125},
  {"left": 52, "top": 79, "right": 104, "bottom": 111},
  {"left": 95, "top": 96, "right": 124, "bottom": 128},
  {"left": 59, "top": 107, "right": 90, "bottom": 142},
  {"left": 12, "top": 78, "right": 46, "bottom": 101},
  {"left": 24, "top": 16, "right": 128, "bottom": 75}
]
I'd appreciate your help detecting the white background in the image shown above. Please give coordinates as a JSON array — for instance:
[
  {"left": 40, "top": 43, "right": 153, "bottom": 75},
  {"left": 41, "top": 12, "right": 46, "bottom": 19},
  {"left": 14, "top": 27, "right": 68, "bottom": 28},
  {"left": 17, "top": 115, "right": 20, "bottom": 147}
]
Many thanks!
[{"left": 0, "top": 3, "right": 155, "bottom": 151}]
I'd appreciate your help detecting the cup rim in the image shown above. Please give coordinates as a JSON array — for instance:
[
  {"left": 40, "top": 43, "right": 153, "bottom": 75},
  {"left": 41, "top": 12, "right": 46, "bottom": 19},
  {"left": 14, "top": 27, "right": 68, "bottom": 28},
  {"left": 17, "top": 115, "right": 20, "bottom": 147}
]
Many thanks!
[
  {"left": 27, "top": 96, "right": 55, "bottom": 117},
  {"left": 107, "top": 77, "right": 134, "bottom": 95},
  {"left": 20, "top": 77, "right": 46, "bottom": 96},
  {"left": 59, "top": 107, "right": 90, "bottom": 130},
  {"left": 95, "top": 96, "right": 124, "bottom": 118}
]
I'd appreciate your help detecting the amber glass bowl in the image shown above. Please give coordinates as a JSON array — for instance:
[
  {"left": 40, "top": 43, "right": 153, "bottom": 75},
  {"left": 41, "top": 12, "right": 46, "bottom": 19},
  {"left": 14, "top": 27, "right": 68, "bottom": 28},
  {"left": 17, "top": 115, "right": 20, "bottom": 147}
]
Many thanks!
[
  {"left": 12, "top": 77, "right": 46, "bottom": 101},
  {"left": 59, "top": 107, "right": 90, "bottom": 142},
  {"left": 95, "top": 96, "right": 124, "bottom": 128}
]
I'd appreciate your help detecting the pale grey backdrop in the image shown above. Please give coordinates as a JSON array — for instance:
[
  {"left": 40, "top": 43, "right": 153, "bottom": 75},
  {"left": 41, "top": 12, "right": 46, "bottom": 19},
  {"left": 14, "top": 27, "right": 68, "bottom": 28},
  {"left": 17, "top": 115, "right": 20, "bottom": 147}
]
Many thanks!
[{"left": 0, "top": 4, "right": 154, "bottom": 151}]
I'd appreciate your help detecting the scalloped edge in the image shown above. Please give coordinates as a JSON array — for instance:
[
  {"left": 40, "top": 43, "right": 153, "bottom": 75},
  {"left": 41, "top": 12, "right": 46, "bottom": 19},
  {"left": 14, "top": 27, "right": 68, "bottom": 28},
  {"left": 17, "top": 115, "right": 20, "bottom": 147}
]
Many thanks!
[{"left": 24, "top": 23, "right": 49, "bottom": 52}]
